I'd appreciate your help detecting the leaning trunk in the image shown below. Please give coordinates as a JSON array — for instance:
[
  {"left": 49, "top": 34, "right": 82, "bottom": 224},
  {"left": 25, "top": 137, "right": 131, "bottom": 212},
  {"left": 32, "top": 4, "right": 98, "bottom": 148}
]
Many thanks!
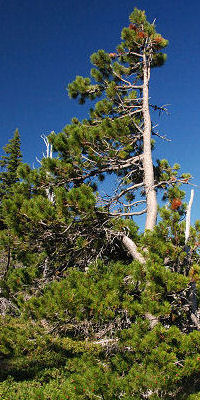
[{"left": 142, "top": 53, "right": 157, "bottom": 231}]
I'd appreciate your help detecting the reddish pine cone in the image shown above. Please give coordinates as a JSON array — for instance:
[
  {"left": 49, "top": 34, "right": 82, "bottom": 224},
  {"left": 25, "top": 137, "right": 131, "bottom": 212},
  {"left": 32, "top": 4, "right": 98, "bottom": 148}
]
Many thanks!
[
  {"left": 109, "top": 53, "right": 117, "bottom": 58},
  {"left": 171, "top": 198, "right": 182, "bottom": 210},
  {"left": 129, "top": 23, "right": 137, "bottom": 31},
  {"left": 137, "top": 31, "right": 147, "bottom": 39}
]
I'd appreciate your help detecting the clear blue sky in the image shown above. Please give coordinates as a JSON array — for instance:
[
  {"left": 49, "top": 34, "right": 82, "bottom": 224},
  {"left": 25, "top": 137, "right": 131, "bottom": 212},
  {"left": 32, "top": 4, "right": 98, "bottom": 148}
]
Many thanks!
[{"left": 0, "top": 0, "right": 200, "bottom": 222}]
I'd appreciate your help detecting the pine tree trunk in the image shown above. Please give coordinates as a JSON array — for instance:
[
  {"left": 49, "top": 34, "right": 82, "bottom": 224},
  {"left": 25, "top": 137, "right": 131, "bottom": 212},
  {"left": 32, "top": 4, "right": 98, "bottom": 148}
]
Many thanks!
[{"left": 142, "top": 53, "right": 157, "bottom": 231}]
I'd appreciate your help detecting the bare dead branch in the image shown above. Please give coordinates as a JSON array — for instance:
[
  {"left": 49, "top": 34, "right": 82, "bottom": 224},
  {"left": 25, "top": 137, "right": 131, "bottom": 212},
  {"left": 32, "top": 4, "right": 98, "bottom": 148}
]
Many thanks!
[
  {"left": 122, "top": 199, "right": 146, "bottom": 207},
  {"left": 122, "top": 234, "right": 146, "bottom": 264},
  {"left": 111, "top": 208, "right": 147, "bottom": 217},
  {"left": 191, "top": 313, "right": 200, "bottom": 330},
  {"left": 145, "top": 313, "right": 159, "bottom": 329}
]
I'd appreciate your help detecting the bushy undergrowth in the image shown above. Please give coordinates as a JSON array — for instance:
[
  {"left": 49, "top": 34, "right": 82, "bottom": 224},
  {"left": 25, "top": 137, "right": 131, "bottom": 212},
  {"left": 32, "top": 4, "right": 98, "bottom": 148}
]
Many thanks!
[{"left": 1, "top": 257, "right": 200, "bottom": 399}]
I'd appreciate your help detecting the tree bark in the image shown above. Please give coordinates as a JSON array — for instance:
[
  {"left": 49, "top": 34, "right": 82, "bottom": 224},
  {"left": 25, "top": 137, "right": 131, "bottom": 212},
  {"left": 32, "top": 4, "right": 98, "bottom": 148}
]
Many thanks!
[
  {"left": 122, "top": 234, "right": 159, "bottom": 328},
  {"left": 185, "top": 189, "right": 194, "bottom": 244},
  {"left": 122, "top": 235, "right": 145, "bottom": 264},
  {"left": 142, "top": 53, "right": 157, "bottom": 231}
]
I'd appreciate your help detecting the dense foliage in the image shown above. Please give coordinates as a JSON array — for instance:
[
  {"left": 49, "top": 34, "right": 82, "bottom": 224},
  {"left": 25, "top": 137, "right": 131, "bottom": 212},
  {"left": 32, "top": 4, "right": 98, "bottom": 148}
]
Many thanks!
[{"left": 1, "top": 8, "right": 200, "bottom": 400}]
